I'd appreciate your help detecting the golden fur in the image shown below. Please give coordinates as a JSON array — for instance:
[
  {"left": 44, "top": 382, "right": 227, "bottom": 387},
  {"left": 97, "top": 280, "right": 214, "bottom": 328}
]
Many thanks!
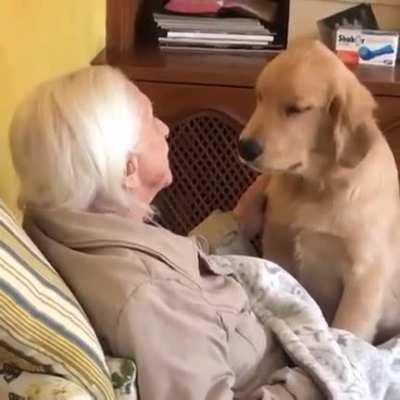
[{"left": 240, "top": 40, "right": 400, "bottom": 343}]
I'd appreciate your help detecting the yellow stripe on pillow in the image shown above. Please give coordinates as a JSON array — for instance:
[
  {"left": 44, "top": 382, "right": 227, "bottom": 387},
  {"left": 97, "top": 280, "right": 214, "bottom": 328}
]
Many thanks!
[{"left": 0, "top": 200, "right": 115, "bottom": 400}]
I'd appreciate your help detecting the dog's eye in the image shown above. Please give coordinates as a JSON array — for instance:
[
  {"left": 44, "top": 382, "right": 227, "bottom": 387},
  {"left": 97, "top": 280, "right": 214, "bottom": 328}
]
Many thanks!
[
  {"left": 284, "top": 105, "right": 312, "bottom": 117},
  {"left": 285, "top": 105, "right": 303, "bottom": 116}
]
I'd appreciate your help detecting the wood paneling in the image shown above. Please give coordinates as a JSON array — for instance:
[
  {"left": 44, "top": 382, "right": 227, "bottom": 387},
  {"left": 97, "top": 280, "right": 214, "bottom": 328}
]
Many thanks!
[{"left": 136, "top": 82, "right": 255, "bottom": 125}]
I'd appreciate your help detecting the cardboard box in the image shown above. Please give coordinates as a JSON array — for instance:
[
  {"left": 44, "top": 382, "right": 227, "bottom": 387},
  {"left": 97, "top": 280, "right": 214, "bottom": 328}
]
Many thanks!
[{"left": 336, "top": 28, "right": 399, "bottom": 66}]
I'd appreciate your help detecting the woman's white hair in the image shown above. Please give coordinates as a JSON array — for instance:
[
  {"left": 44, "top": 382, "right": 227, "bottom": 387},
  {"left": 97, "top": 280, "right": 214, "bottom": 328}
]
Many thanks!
[{"left": 10, "top": 65, "right": 150, "bottom": 215}]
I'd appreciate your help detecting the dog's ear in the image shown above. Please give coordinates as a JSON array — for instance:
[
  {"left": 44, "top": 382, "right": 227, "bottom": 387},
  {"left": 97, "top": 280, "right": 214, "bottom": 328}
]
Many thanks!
[{"left": 328, "top": 73, "right": 377, "bottom": 168}]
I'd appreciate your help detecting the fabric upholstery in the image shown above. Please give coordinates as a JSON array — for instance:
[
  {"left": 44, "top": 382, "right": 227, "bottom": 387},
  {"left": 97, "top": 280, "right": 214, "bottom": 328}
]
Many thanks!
[{"left": 0, "top": 200, "right": 115, "bottom": 400}]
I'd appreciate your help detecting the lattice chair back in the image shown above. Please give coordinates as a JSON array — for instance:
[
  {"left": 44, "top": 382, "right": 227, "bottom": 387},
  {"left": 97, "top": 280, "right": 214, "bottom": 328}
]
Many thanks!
[{"left": 154, "top": 110, "right": 257, "bottom": 235}]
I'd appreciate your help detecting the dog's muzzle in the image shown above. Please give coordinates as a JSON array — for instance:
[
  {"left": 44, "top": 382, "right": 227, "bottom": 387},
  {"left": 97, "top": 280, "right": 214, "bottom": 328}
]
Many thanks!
[{"left": 238, "top": 138, "right": 263, "bottom": 162}]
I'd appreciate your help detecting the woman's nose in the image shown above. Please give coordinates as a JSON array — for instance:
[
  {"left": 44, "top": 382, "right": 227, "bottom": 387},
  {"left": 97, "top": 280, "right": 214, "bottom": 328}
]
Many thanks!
[{"left": 157, "top": 119, "right": 169, "bottom": 137}]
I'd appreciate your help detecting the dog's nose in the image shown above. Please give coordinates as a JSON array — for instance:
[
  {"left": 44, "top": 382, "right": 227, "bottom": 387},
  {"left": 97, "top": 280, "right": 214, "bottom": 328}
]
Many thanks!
[{"left": 238, "top": 139, "right": 263, "bottom": 161}]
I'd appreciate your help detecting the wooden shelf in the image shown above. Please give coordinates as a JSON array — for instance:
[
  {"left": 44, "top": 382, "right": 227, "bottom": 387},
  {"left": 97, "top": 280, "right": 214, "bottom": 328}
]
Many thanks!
[
  {"left": 93, "top": 47, "right": 400, "bottom": 96},
  {"left": 347, "top": 64, "right": 400, "bottom": 97},
  {"left": 93, "top": 47, "right": 279, "bottom": 88},
  {"left": 99, "top": 0, "right": 400, "bottom": 97}
]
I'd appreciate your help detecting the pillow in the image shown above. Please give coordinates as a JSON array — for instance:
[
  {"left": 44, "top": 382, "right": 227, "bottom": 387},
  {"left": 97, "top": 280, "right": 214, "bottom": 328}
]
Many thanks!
[
  {"left": 107, "top": 357, "right": 137, "bottom": 400},
  {"left": 0, "top": 200, "right": 115, "bottom": 400},
  {"left": 0, "top": 362, "right": 92, "bottom": 400},
  {"left": 0, "top": 358, "right": 138, "bottom": 400}
]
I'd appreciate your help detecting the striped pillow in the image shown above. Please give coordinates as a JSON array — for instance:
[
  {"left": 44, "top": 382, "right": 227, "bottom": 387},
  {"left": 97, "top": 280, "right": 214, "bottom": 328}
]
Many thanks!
[{"left": 0, "top": 200, "right": 115, "bottom": 400}]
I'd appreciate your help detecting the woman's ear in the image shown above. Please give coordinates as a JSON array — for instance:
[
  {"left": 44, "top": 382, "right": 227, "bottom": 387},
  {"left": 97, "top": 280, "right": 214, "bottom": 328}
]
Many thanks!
[
  {"left": 124, "top": 152, "right": 140, "bottom": 192},
  {"left": 328, "top": 74, "right": 376, "bottom": 168}
]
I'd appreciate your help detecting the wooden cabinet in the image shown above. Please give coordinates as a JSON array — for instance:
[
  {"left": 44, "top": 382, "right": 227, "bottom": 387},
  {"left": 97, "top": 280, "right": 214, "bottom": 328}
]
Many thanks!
[
  {"left": 136, "top": 82, "right": 255, "bottom": 124},
  {"left": 94, "top": 0, "right": 400, "bottom": 233},
  {"left": 375, "top": 97, "right": 400, "bottom": 168}
]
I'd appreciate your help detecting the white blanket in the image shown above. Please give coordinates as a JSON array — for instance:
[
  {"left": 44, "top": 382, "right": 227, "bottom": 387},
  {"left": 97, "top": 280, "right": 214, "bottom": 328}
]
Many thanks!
[{"left": 211, "top": 255, "right": 400, "bottom": 400}]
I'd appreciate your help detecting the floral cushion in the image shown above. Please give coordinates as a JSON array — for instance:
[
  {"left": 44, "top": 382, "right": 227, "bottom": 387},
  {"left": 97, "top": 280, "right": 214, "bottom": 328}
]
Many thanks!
[
  {"left": 107, "top": 357, "right": 137, "bottom": 400},
  {"left": 0, "top": 358, "right": 138, "bottom": 400},
  {"left": 0, "top": 363, "right": 91, "bottom": 400}
]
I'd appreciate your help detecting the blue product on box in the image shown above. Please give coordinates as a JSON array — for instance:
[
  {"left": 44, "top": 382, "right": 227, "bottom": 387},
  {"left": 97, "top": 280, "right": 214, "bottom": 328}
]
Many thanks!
[{"left": 336, "top": 28, "right": 399, "bottom": 66}]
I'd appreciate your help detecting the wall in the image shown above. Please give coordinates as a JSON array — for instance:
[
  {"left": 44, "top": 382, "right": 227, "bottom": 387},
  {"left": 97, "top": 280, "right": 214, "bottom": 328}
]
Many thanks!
[
  {"left": 289, "top": 0, "right": 400, "bottom": 41},
  {"left": 0, "top": 0, "right": 105, "bottom": 213}
]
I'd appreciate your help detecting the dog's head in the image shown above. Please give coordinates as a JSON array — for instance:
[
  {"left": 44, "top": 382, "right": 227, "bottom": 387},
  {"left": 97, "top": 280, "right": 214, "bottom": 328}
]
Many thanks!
[{"left": 239, "top": 40, "right": 377, "bottom": 176}]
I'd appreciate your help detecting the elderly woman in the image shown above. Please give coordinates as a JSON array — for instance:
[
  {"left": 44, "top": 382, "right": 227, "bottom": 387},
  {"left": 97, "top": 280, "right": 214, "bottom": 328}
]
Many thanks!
[{"left": 9, "top": 66, "right": 319, "bottom": 400}]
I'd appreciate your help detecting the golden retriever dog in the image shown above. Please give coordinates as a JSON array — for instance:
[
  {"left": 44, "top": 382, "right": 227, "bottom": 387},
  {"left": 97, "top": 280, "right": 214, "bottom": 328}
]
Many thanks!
[{"left": 238, "top": 40, "right": 400, "bottom": 343}]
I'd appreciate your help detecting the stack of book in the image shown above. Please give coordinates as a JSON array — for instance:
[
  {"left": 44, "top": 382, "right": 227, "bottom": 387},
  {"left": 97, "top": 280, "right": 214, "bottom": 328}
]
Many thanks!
[{"left": 154, "top": 13, "right": 276, "bottom": 51}]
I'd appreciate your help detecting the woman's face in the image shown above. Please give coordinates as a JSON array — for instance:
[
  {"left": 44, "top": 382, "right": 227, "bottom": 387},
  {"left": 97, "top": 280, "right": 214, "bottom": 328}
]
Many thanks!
[{"left": 126, "top": 88, "right": 173, "bottom": 206}]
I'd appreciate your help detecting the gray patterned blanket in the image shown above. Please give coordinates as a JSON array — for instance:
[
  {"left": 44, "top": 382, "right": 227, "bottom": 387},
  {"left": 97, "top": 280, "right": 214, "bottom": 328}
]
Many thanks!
[{"left": 211, "top": 255, "right": 400, "bottom": 400}]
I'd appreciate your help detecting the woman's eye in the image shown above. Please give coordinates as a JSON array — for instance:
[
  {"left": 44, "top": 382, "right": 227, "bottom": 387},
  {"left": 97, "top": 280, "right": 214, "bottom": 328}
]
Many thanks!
[
  {"left": 284, "top": 105, "right": 312, "bottom": 117},
  {"left": 257, "top": 92, "right": 263, "bottom": 102}
]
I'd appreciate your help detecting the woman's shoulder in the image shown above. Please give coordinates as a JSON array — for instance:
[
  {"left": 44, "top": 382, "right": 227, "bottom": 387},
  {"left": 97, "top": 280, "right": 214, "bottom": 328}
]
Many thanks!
[{"left": 88, "top": 243, "right": 200, "bottom": 290}]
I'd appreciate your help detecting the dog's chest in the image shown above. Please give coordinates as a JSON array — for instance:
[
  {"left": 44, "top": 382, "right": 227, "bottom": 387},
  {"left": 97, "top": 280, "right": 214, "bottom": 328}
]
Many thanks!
[
  {"left": 264, "top": 175, "right": 349, "bottom": 254},
  {"left": 294, "top": 231, "right": 345, "bottom": 322},
  {"left": 263, "top": 176, "right": 345, "bottom": 321}
]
